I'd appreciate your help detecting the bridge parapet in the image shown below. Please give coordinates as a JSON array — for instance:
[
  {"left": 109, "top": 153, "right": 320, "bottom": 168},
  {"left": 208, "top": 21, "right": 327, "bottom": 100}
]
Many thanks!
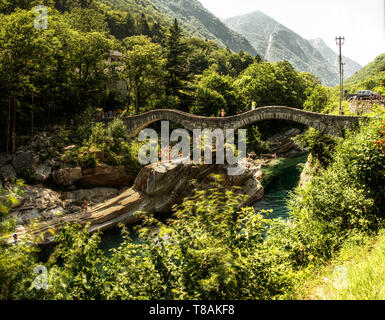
[{"left": 122, "top": 106, "right": 363, "bottom": 138}]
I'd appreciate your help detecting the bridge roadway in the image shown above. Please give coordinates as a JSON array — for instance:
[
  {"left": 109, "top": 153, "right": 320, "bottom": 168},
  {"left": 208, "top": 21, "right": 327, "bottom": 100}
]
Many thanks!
[{"left": 120, "top": 106, "right": 363, "bottom": 138}]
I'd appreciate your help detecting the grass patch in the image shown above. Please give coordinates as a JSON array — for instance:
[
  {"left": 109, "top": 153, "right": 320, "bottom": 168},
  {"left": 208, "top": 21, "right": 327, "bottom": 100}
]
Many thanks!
[{"left": 295, "top": 230, "right": 385, "bottom": 300}]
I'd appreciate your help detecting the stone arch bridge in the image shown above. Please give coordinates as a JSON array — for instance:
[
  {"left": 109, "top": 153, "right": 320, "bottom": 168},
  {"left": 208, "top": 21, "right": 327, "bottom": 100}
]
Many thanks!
[{"left": 121, "top": 106, "right": 363, "bottom": 138}]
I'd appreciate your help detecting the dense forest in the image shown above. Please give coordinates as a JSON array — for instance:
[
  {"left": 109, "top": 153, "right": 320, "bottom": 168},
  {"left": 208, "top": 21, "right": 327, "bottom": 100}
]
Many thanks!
[
  {"left": 0, "top": 0, "right": 330, "bottom": 154},
  {"left": 1, "top": 0, "right": 385, "bottom": 301}
]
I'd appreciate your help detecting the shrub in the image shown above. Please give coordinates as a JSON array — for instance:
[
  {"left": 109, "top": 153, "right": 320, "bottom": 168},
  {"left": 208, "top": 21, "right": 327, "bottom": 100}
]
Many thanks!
[
  {"left": 289, "top": 118, "right": 385, "bottom": 248},
  {"left": 0, "top": 184, "right": 39, "bottom": 300},
  {"left": 61, "top": 119, "right": 142, "bottom": 177},
  {"left": 303, "top": 85, "right": 330, "bottom": 113},
  {"left": 78, "top": 152, "right": 97, "bottom": 169},
  {"left": 293, "top": 128, "right": 338, "bottom": 168},
  {"left": 107, "top": 118, "right": 127, "bottom": 141},
  {"left": 247, "top": 126, "right": 270, "bottom": 154}
]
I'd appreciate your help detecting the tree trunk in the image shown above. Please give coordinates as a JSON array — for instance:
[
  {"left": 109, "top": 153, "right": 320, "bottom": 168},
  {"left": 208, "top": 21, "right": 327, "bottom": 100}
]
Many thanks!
[
  {"left": 6, "top": 95, "right": 10, "bottom": 153},
  {"left": 31, "top": 94, "right": 34, "bottom": 137},
  {"left": 135, "top": 80, "right": 139, "bottom": 115},
  {"left": 11, "top": 94, "right": 17, "bottom": 153}
]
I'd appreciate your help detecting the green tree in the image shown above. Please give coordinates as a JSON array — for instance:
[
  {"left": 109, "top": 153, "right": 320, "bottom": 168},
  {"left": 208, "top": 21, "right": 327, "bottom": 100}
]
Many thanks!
[
  {"left": 303, "top": 85, "right": 330, "bottom": 113},
  {"left": 55, "top": 0, "right": 94, "bottom": 12},
  {"left": 66, "top": 7, "right": 108, "bottom": 33},
  {"left": 122, "top": 35, "right": 166, "bottom": 114},
  {"left": 190, "top": 86, "right": 227, "bottom": 116},
  {"left": 193, "top": 71, "right": 239, "bottom": 116},
  {"left": 234, "top": 61, "right": 307, "bottom": 110},
  {"left": 0, "top": 10, "right": 47, "bottom": 152},
  {"left": 0, "top": 0, "right": 54, "bottom": 14},
  {"left": 165, "top": 19, "right": 188, "bottom": 100}
]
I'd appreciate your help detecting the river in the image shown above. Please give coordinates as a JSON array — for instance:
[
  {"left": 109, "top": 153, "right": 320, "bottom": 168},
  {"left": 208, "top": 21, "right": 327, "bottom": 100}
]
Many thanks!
[
  {"left": 253, "top": 154, "right": 308, "bottom": 220},
  {"left": 99, "top": 155, "right": 308, "bottom": 252}
]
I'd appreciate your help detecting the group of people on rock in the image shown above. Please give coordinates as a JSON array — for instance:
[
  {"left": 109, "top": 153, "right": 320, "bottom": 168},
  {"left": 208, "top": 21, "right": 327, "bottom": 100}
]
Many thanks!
[
  {"left": 95, "top": 110, "right": 122, "bottom": 121},
  {"left": 158, "top": 146, "right": 185, "bottom": 161}
]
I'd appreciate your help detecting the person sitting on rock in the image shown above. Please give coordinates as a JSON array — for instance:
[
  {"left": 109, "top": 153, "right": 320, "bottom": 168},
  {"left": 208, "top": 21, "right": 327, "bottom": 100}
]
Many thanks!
[
  {"left": 2, "top": 178, "right": 11, "bottom": 191},
  {"left": 13, "top": 233, "right": 18, "bottom": 244},
  {"left": 83, "top": 199, "right": 89, "bottom": 214}
]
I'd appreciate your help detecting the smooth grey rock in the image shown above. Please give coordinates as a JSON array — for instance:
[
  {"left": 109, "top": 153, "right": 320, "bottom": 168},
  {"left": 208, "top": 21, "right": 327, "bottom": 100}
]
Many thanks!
[
  {"left": 52, "top": 167, "right": 82, "bottom": 186},
  {"left": 0, "top": 154, "right": 11, "bottom": 167},
  {"left": 11, "top": 151, "right": 39, "bottom": 174},
  {"left": 0, "top": 164, "right": 16, "bottom": 180},
  {"left": 62, "top": 188, "right": 120, "bottom": 203},
  {"left": 35, "top": 164, "right": 52, "bottom": 182}
]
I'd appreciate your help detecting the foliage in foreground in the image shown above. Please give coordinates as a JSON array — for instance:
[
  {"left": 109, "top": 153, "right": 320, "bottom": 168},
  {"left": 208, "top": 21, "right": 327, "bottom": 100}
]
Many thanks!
[
  {"left": 0, "top": 182, "right": 40, "bottom": 300},
  {"left": 268, "top": 118, "right": 385, "bottom": 273},
  {"left": 36, "top": 179, "right": 292, "bottom": 300},
  {"left": 1, "top": 118, "right": 385, "bottom": 300},
  {"left": 296, "top": 230, "right": 385, "bottom": 300}
]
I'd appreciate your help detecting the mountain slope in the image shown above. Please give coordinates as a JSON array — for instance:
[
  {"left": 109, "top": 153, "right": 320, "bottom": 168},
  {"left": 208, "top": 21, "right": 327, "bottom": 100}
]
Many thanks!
[
  {"left": 309, "top": 38, "right": 362, "bottom": 80},
  {"left": 344, "top": 53, "right": 385, "bottom": 86},
  {"left": 224, "top": 11, "right": 339, "bottom": 86},
  {"left": 99, "top": 0, "right": 169, "bottom": 24},
  {"left": 149, "top": 0, "right": 258, "bottom": 55}
]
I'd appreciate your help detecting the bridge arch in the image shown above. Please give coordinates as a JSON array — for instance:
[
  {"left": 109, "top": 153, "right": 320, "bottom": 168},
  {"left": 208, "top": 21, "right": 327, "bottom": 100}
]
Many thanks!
[{"left": 122, "top": 106, "right": 362, "bottom": 138}]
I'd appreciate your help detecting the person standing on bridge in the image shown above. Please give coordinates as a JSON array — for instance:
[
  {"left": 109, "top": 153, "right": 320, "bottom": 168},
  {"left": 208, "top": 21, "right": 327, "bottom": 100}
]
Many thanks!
[
  {"left": 251, "top": 101, "right": 257, "bottom": 110},
  {"left": 221, "top": 109, "right": 225, "bottom": 117}
]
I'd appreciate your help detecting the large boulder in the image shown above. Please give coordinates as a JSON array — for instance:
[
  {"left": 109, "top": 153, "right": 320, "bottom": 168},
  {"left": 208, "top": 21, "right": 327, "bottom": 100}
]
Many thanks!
[
  {"left": 9, "top": 186, "right": 66, "bottom": 225},
  {"left": 0, "top": 154, "right": 11, "bottom": 167},
  {"left": 62, "top": 188, "right": 120, "bottom": 203},
  {"left": 52, "top": 165, "right": 134, "bottom": 188},
  {"left": 78, "top": 165, "right": 134, "bottom": 188},
  {"left": 52, "top": 167, "right": 82, "bottom": 186},
  {"left": 34, "top": 164, "right": 52, "bottom": 182},
  {"left": 268, "top": 128, "right": 302, "bottom": 155},
  {"left": 0, "top": 164, "right": 17, "bottom": 180},
  {"left": 12, "top": 161, "right": 265, "bottom": 244},
  {"left": 11, "top": 151, "right": 39, "bottom": 174},
  {"left": 10, "top": 185, "right": 121, "bottom": 227}
]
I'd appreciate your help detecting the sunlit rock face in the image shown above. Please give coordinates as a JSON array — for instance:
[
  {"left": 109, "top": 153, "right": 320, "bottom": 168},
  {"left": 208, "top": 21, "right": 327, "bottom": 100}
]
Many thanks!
[{"left": 11, "top": 160, "right": 264, "bottom": 244}]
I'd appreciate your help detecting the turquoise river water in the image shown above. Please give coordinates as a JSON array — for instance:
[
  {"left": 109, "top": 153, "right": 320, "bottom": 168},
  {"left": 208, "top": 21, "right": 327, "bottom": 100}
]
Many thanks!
[{"left": 99, "top": 155, "right": 308, "bottom": 252}]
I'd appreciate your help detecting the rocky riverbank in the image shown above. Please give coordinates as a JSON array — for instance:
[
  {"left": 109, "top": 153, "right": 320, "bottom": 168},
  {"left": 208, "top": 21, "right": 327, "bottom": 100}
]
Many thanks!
[
  {"left": 2, "top": 127, "right": 306, "bottom": 244},
  {"left": 9, "top": 159, "right": 266, "bottom": 244}
]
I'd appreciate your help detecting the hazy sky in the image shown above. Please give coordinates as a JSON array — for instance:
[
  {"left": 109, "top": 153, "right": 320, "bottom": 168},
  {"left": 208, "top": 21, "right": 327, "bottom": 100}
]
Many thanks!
[{"left": 198, "top": 0, "right": 385, "bottom": 66}]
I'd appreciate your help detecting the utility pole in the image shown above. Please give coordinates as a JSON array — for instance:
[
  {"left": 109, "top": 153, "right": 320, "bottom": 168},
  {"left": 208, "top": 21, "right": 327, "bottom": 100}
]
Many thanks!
[
  {"left": 336, "top": 36, "right": 345, "bottom": 115},
  {"left": 342, "top": 62, "right": 345, "bottom": 99}
]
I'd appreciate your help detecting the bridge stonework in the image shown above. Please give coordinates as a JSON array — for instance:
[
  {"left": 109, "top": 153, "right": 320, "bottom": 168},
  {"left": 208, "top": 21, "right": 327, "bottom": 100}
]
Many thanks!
[{"left": 122, "top": 106, "right": 362, "bottom": 138}]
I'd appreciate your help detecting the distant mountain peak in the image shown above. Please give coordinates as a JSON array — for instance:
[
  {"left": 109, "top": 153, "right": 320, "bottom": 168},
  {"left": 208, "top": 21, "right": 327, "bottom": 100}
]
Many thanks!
[
  {"left": 149, "top": 0, "right": 259, "bottom": 55},
  {"left": 224, "top": 11, "right": 338, "bottom": 86},
  {"left": 224, "top": 11, "right": 361, "bottom": 86},
  {"left": 309, "top": 38, "right": 362, "bottom": 80}
]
